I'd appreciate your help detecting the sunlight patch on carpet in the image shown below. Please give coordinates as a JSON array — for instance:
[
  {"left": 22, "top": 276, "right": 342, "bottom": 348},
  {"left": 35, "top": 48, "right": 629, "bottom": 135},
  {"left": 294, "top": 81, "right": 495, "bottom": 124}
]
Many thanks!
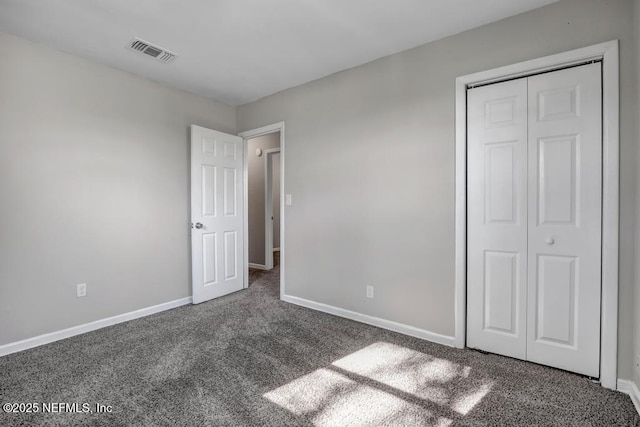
[
  {"left": 265, "top": 367, "right": 449, "bottom": 426},
  {"left": 263, "top": 342, "right": 493, "bottom": 425}
]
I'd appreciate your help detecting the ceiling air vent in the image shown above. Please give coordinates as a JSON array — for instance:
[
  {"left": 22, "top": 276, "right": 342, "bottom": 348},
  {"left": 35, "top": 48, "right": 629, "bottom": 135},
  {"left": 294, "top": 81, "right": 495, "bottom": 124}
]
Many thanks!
[{"left": 127, "top": 38, "right": 177, "bottom": 63}]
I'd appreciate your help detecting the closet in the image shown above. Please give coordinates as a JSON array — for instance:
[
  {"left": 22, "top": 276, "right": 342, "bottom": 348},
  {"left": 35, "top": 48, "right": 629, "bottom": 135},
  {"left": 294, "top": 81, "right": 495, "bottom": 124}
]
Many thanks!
[{"left": 466, "top": 63, "right": 602, "bottom": 377}]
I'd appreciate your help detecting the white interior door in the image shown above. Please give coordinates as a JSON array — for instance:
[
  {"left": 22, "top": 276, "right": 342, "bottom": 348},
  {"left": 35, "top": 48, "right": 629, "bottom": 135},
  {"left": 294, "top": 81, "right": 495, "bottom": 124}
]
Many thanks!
[
  {"left": 467, "top": 78, "right": 528, "bottom": 360},
  {"left": 526, "top": 63, "right": 602, "bottom": 377},
  {"left": 466, "top": 63, "right": 602, "bottom": 377},
  {"left": 191, "top": 125, "right": 245, "bottom": 304}
]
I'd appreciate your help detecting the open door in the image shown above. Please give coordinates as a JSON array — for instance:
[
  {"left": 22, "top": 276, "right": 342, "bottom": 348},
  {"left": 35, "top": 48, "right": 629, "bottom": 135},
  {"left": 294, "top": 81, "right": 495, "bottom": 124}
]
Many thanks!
[{"left": 191, "top": 125, "right": 245, "bottom": 304}]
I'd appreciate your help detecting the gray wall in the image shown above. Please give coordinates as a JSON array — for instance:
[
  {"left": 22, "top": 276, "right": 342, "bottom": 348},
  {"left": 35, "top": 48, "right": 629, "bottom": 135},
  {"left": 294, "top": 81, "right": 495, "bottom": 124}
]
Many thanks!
[
  {"left": 237, "top": 0, "right": 638, "bottom": 379},
  {"left": 273, "top": 153, "right": 281, "bottom": 250},
  {"left": 0, "top": 32, "right": 236, "bottom": 346},
  {"left": 247, "top": 132, "right": 280, "bottom": 265},
  {"left": 634, "top": 0, "right": 640, "bottom": 388}
]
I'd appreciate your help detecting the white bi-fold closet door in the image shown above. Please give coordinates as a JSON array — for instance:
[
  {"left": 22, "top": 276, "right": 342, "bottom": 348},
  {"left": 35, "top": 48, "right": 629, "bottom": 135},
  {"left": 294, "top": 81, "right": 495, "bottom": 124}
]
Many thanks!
[{"left": 466, "top": 63, "right": 602, "bottom": 377}]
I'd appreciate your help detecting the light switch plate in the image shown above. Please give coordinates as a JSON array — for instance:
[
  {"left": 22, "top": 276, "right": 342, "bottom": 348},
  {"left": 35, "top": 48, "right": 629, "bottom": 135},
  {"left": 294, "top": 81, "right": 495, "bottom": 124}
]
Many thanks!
[{"left": 285, "top": 194, "right": 292, "bottom": 206}]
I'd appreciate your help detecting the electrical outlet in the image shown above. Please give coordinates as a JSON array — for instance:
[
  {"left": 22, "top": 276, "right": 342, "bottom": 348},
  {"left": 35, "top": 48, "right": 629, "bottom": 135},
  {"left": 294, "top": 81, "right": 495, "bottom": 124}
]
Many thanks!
[
  {"left": 366, "top": 285, "right": 374, "bottom": 299},
  {"left": 76, "top": 283, "right": 87, "bottom": 298}
]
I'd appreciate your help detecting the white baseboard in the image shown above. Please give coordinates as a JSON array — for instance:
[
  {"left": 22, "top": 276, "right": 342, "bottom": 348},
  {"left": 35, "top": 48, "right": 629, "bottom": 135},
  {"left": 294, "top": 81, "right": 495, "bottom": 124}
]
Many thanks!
[
  {"left": 0, "top": 297, "right": 192, "bottom": 357},
  {"left": 249, "top": 263, "right": 268, "bottom": 270},
  {"left": 281, "top": 294, "right": 456, "bottom": 347},
  {"left": 273, "top": 247, "right": 280, "bottom": 252},
  {"left": 618, "top": 379, "right": 640, "bottom": 416}
]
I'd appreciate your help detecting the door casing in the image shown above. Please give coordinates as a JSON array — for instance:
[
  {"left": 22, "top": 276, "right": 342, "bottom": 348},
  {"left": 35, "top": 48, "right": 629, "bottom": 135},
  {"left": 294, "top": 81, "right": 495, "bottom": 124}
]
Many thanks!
[{"left": 454, "top": 41, "right": 619, "bottom": 389}]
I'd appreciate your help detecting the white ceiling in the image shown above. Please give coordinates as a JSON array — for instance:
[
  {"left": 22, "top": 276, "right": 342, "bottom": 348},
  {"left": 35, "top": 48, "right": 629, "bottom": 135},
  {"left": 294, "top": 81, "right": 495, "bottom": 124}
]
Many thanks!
[{"left": 0, "top": 0, "right": 559, "bottom": 106}]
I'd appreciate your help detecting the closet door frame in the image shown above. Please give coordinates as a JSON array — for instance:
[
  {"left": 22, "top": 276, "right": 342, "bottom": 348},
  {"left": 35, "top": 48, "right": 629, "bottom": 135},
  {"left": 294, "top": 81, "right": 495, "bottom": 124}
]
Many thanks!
[{"left": 454, "top": 40, "right": 619, "bottom": 390}]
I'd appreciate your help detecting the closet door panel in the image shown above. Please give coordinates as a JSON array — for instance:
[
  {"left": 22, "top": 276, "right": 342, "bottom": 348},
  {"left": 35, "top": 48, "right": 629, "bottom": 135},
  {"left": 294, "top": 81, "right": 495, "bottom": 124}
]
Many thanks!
[
  {"left": 526, "top": 63, "right": 602, "bottom": 377},
  {"left": 467, "top": 78, "right": 528, "bottom": 360}
]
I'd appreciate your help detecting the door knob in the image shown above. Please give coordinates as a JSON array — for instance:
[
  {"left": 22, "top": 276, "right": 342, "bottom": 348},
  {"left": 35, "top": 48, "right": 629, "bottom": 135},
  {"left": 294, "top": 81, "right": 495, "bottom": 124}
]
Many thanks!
[
  {"left": 545, "top": 237, "right": 555, "bottom": 245},
  {"left": 194, "top": 222, "right": 203, "bottom": 229}
]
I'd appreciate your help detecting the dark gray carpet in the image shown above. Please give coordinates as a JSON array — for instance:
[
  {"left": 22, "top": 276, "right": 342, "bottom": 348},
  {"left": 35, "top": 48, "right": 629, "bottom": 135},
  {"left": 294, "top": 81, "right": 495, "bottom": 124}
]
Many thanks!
[{"left": 1, "top": 264, "right": 638, "bottom": 426}]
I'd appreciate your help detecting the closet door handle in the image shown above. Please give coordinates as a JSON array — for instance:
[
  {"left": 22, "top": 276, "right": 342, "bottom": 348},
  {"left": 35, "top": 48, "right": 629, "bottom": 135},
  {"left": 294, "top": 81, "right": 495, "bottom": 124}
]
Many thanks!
[{"left": 545, "top": 237, "right": 555, "bottom": 245}]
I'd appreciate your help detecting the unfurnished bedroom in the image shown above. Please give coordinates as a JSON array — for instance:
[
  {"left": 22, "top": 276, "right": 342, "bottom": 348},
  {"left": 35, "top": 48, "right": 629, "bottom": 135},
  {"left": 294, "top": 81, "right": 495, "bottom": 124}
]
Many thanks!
[{"left": 1, "top": 0, "right": 640, "bottom": 425}]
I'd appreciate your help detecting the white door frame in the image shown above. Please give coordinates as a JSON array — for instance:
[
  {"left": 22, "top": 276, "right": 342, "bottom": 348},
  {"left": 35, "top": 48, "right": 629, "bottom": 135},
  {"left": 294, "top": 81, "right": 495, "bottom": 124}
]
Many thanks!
[
  {"left": 454, "top": 41, "right": 619, "bottom": 389},
  {"left": 264, "top": 148, "right": 281, "bottom": 270},
  {"left": 238, "top": 123, "right": 285, "bottom": 298}
]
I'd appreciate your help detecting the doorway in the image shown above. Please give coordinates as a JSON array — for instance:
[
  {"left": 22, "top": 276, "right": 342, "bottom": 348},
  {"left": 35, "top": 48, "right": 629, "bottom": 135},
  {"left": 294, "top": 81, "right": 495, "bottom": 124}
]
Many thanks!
[
  {"left": 239, "top": 123, "right": 285, "bottom": 298},
  {"left": 245, "top": 132, "right": 280, "bottom": 272}
]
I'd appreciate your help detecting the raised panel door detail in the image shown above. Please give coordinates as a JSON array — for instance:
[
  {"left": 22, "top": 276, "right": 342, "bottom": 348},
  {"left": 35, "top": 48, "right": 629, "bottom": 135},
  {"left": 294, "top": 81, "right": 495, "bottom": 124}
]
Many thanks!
[
  {"left": 537, "top": 86, "right": 579, "bottom": 122},
  {"left": 483, "top": 251, "right": 518, "bottom": 335},
  {"left": 202, "top": 137, "right": 216, "bottom": 156},
  {"left": 485, "top": 97, "right": 517, "bottom": 128},
  {"left": 202, "top": 165, "right": 217, "bottom": 217},
  {"left": 224, "top": 141, "right": 236, "bottom": 160},
  {"left": 525, "top": 62, "right": 601, "bottom": 377},
  {"left": 484, "top": 142, "right": 517, "bottom": 224},
  {"left": 535, "top": 255, "right": 577, "bottom": 348},
  {"left": 224, "top": 231, "right": 237, "bottom": 280},
  {"left": 191, "top": 125, "right": 245, "bottom": 305},
  {"left": 537, "top": 135, "right": 578, "bottom": 225},
  {"left": 223, "top": 168, "right": 237, "bottom": 216},
  {"left": 202, "top": 233, "right": 217, "bottom": 286},
  {"left": 467, "top": 77, "right": 527, "bottom": 361}
]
